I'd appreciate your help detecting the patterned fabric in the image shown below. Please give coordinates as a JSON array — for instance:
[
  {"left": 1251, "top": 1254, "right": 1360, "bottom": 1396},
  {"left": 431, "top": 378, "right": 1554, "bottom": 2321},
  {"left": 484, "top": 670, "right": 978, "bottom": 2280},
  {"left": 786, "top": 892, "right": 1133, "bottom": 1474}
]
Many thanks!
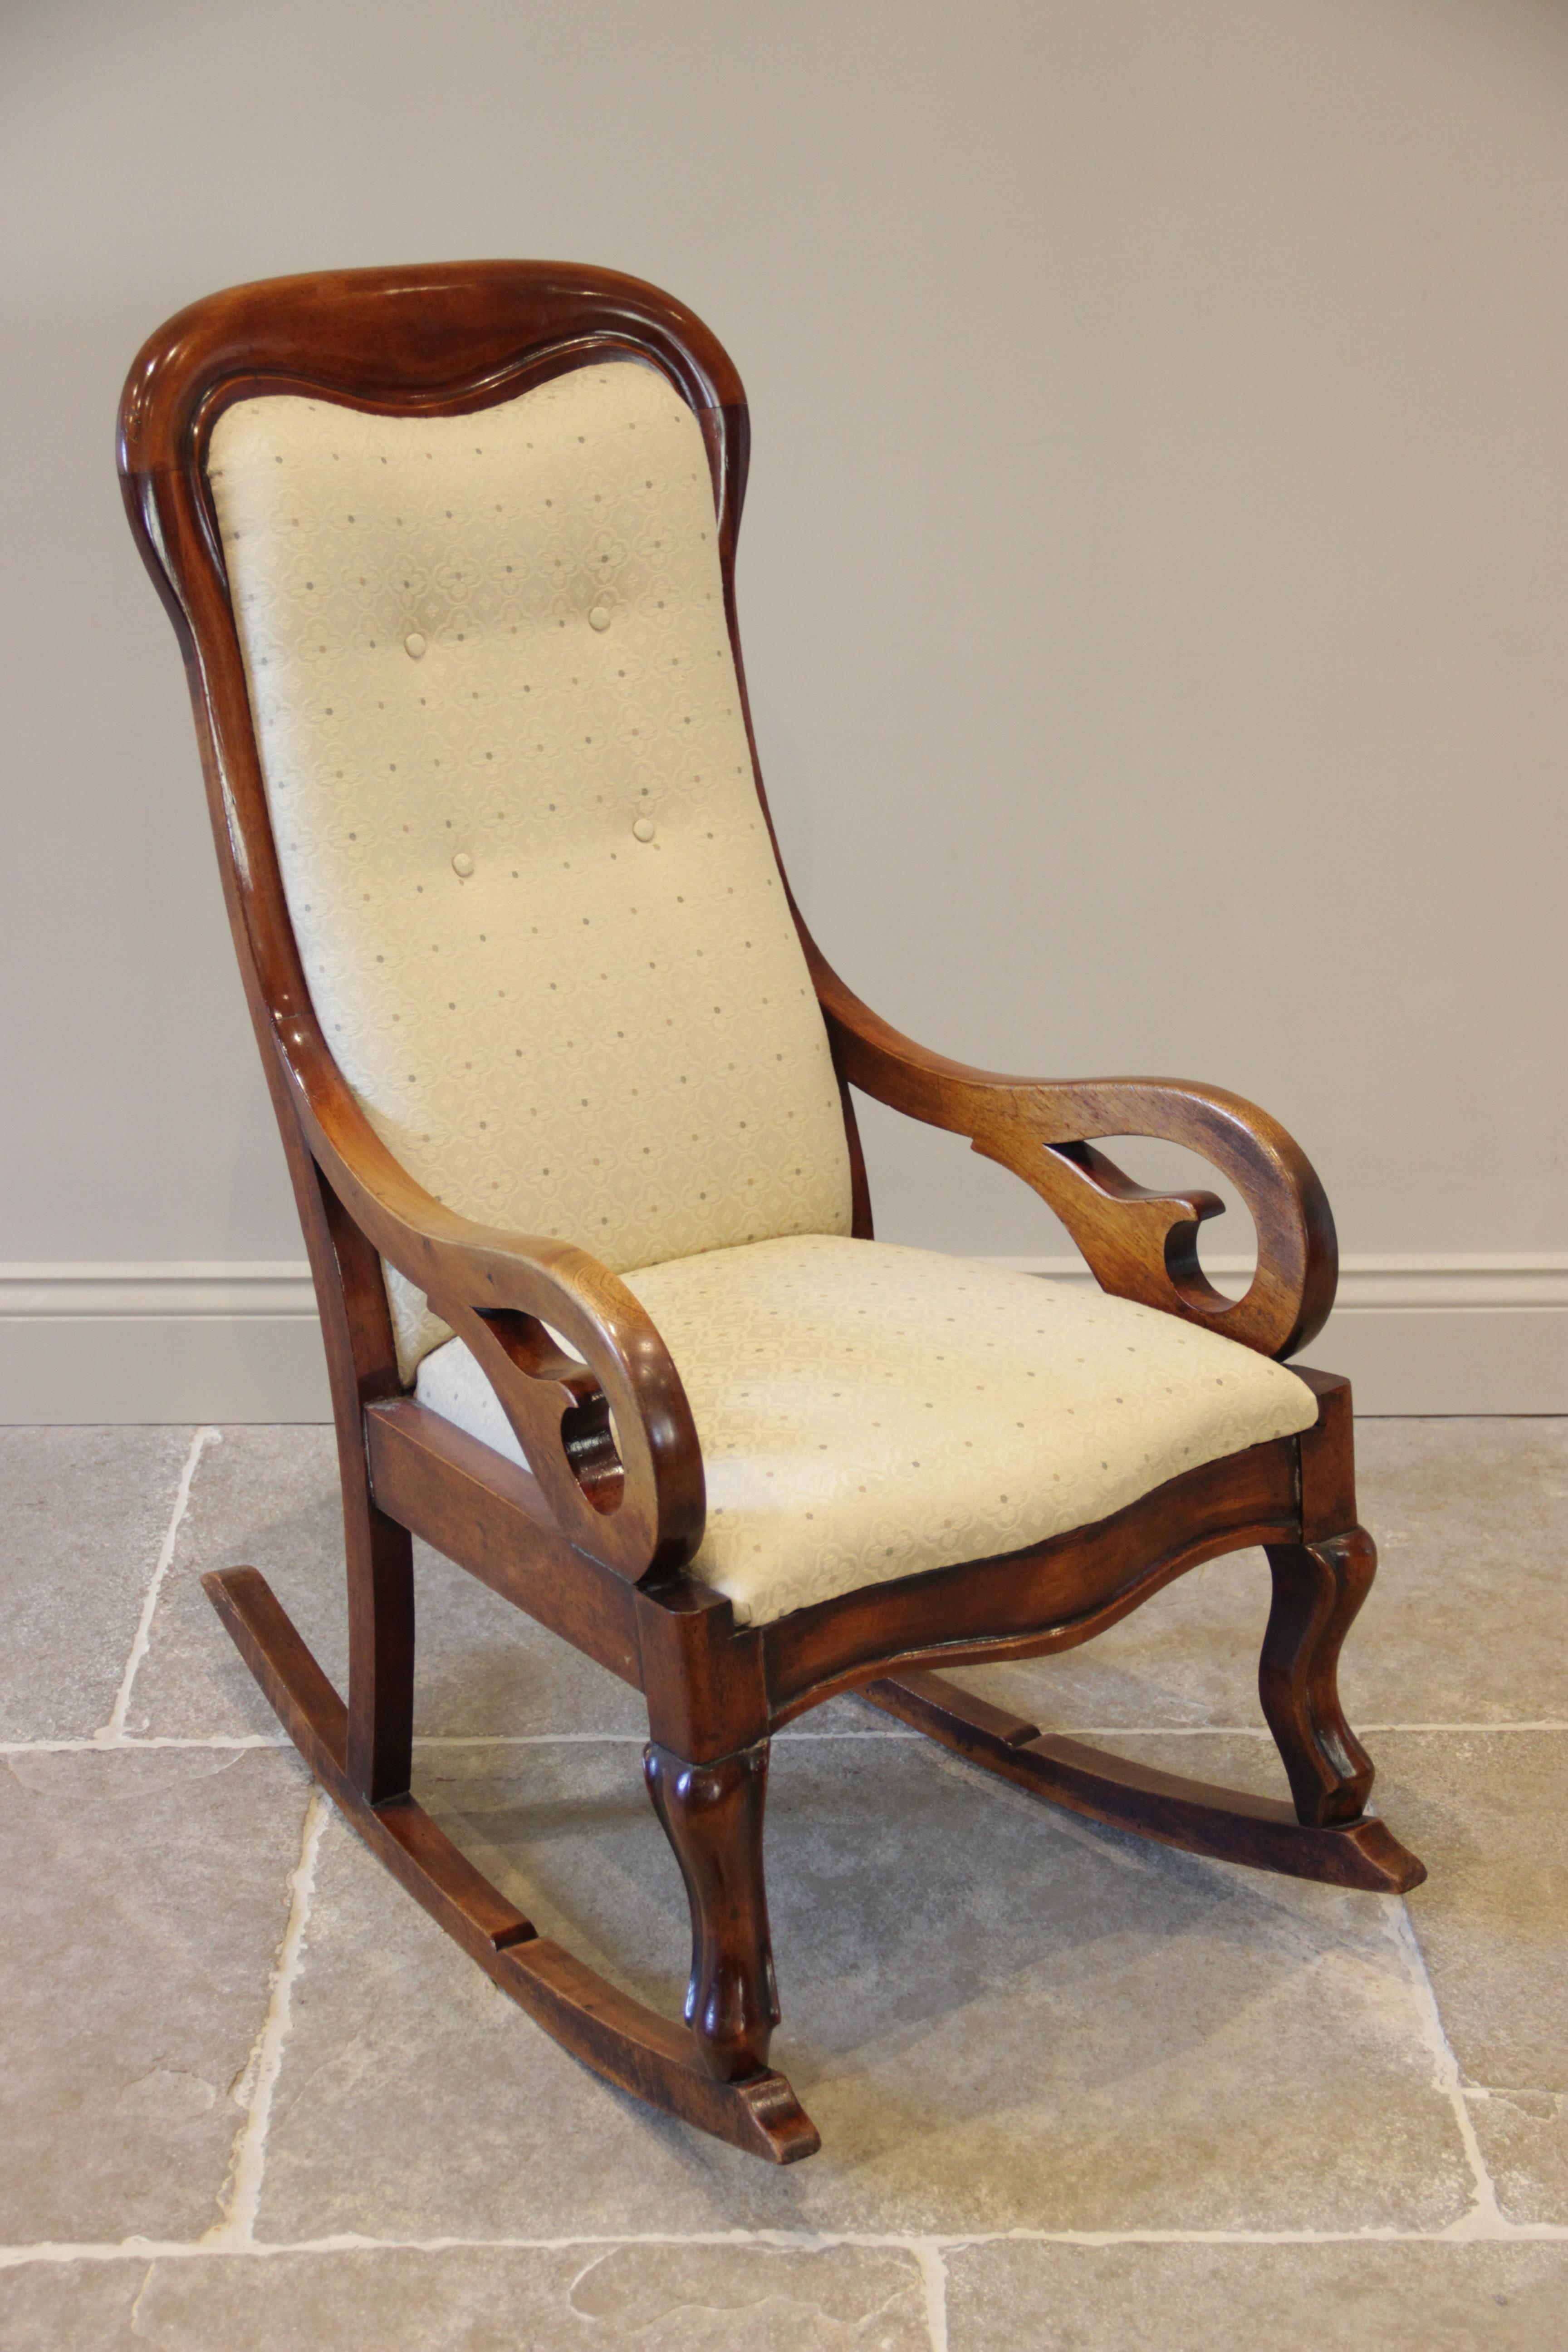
[
  {"left": 414, "top": 1236, "right": 1320, "bottom": 1626},
  {"left": 208, "top": 363, "right": 853, "bottom": 1377}
]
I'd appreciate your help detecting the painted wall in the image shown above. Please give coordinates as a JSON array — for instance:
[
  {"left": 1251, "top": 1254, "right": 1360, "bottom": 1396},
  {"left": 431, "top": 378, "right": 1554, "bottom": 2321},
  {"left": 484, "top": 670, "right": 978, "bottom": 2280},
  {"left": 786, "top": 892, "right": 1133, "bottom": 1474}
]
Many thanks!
[{"left": 1, "top": 0, "right": 1563, "bottom": 1413}]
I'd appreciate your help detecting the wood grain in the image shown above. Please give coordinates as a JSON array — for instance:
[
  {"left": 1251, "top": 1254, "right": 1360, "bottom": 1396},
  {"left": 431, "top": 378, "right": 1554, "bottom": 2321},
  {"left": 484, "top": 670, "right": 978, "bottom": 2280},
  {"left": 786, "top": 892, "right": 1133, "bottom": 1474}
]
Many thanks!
[{"left": 861, "top": 1669, "right": 1425, "bottom": 1892}]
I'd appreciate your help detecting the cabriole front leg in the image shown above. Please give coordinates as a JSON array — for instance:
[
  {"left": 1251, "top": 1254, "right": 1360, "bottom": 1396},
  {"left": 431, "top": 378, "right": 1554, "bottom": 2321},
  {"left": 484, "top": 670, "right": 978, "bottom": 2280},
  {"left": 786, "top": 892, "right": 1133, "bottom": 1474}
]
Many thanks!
[
  {"left": 1260, "top": 1531, "right": 1377, "bottom": 1828},
  {"left": 644, "top": 1739, "right": 780, "bottom": 2082}
]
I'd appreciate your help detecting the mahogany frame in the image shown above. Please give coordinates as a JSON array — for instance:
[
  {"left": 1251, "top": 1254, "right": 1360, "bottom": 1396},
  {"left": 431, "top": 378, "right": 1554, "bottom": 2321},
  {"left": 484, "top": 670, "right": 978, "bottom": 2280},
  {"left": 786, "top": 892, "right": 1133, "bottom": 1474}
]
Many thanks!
[{"left": 118, "top": 261, "right": 1422, "bottom": 2164}]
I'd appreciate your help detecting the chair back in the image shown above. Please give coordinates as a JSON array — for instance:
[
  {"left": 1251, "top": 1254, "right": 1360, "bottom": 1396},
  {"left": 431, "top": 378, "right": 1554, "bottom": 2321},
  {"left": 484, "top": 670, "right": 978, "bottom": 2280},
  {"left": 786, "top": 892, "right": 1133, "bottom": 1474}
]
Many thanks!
[{"left": 120, "top": 266, "right": 853, "bottom": 1373}]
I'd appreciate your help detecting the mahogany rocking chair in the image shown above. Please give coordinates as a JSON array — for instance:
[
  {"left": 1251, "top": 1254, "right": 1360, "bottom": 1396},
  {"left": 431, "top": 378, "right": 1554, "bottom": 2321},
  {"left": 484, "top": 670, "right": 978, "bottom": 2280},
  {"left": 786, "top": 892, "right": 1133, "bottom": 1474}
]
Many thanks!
[{"left": 119, "top": 261, "right": 1423, "bottom": 2164}]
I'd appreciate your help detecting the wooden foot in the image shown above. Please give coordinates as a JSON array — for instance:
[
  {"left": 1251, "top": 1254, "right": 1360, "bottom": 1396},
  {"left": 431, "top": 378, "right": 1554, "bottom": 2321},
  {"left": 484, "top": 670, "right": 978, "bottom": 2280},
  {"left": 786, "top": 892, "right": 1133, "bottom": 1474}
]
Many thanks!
[
  {"left": 860, "top": 1668, "right": 1426, "bottom": 1893},
  {"left": 203, "top": 1567, "right": 820, "bottom": 2163}
]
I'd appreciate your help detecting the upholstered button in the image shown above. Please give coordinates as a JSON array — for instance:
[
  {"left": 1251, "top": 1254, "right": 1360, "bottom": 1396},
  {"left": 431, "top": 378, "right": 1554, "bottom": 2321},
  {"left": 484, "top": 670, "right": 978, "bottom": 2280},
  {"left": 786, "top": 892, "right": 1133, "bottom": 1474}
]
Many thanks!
[
  {"left": 632, "top": 816, "right": 656, "bottom": 843},
  {"left": 588, "top": 606, "right": 611, "bottom": 632},
  {"left": 451, "top": 852, "right": 474, "bottom": 878},
  {"left": 404, "top": 632, "right": 427, "bottom": 659}
]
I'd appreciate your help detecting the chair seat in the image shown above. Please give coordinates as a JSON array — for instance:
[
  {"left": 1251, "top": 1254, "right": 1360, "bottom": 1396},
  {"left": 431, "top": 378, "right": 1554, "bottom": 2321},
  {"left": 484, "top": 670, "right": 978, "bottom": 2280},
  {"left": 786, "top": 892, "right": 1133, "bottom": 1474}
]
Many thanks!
[{"left": 414, "top": 1235, "right": 1318, "bottom": 1626}]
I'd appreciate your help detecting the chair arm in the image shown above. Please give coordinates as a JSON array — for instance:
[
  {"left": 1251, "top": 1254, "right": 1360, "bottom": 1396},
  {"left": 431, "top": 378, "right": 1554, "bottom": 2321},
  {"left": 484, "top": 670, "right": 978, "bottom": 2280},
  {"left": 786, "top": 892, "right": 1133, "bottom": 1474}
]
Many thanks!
[
  {"left": 274, "top": 1011, "right": 705, "bottom": 1583},
  {"left": 810, "top": 951, "right": 1337, "bottom": 1360}
]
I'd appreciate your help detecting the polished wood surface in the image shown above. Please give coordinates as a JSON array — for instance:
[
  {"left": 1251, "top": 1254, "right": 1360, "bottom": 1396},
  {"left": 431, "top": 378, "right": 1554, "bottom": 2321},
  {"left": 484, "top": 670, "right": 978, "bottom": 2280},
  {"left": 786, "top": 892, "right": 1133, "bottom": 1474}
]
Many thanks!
[
  {"left": 808, "top": 946, "right": 1336, "bottom": 1360},
  {"left": 645, "top": 1740, "right": 780, "bottom": 2082},
  {"left": 205, "top": 1565, "right": 818, "bottom": 2161},
  {"left": 860, "top": 1669, "right": 1424, "bottom": 1893},
  {"left": 760, "top": 1431, "right": 1302, "bottom": 1723},
  {"left": 119, "top": 260, "right": 1421, "bottom": 2161}
]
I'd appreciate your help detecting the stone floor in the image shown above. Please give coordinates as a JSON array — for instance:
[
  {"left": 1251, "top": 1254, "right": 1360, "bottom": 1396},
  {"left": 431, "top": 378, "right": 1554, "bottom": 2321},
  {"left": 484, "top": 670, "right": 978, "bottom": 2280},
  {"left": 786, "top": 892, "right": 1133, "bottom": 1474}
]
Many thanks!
[{"left": 0, "top": 1418, "right": 1563, "bottom": 2349}]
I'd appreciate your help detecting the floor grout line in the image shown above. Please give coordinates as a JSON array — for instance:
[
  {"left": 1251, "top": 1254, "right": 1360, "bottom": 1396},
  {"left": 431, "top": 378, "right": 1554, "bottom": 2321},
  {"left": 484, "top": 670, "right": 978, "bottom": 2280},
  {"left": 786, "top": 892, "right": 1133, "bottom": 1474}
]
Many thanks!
[
  {"left": 4, "top": 1723, "right": 1563, "bottom": 1759},
  {"left": 1381, "top": 1896, "right": 1510, "bottom": 2239},
  {"left": 1020, "top": 1722, "right": 1568, "bottom": 1737},
  {"left": 2, "top": 2220, "right": 1565, "bottom": 2274},
  {"left": 412, "top": 1730, "right": 927, "bottom": 1745},
  {"left": 1, "top": 1735, "right": 288, "bottom": 1756},
  {"left": 204, "top": 1788, "right": 328, "bottom": 2251},
  {"left": 96, "top": 1426, "right": 220, "bottom": 1747},
  {"left": 912, "top": 2239, "right": 949, "bottom": 2352}
]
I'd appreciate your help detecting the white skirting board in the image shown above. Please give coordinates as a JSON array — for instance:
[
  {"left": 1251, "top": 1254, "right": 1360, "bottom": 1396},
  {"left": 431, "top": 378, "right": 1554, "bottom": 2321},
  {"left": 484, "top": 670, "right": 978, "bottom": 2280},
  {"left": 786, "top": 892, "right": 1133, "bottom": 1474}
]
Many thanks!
[
  {"left": 0, "top": 1255, "right": 1563, "bottom": 1424},
  {"left": 0, "top": 1265, "right": 335, "bottom": 1426}
]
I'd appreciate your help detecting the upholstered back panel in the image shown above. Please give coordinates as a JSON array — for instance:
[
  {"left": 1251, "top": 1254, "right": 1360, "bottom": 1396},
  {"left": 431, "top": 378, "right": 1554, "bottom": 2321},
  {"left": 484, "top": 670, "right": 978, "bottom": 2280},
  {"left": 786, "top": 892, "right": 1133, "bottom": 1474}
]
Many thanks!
[{"left": 208, "top": 361, "right": 852, "bottom": 1375}]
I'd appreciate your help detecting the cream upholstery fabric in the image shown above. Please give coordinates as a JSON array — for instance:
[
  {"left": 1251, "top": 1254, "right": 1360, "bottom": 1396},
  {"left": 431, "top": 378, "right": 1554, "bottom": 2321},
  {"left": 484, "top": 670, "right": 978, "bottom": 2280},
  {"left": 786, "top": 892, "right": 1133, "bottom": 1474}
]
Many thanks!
[
  {"left": 414, "top": 1236, "right": 1319, "bottom": 1627},
  {"left": 208, "top": 364, "right": 852, "bottom": 1378}
]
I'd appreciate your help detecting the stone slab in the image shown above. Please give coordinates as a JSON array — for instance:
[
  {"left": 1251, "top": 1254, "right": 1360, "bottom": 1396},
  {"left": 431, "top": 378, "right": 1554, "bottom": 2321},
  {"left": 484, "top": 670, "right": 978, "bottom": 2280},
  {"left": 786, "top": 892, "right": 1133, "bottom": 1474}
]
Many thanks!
[
  {"left": 0, "top": 2242, "right": 930, "bottom": 2351},
  {"left": 0, "top": 2259, "right": 140, "bottom": 2352},
  {"left": 944, "top": 2237, "right": 1568, "bottom": 2352},
  {"left": 1377, "top": 1731, "right": 1568, "bottom": 2094},
  {"left": 256, "top": 1733, "right": 1470, "bottom": 2242},
  {"left": 1372, "top": 1726, "right": 1568, "bottom": 2226},
  {"left": 0, "top": 1746, "right": 310, "bottom": 2245},
  {"left": 1468, "top": 2087, "right": 1568, "bottom": 2230},
  {"left": 1078, "top": 1725, "right": 1568, "bottom": 2228},
  {"left": 0, "top": 1426, "right": 193, "bottom": 1740}
]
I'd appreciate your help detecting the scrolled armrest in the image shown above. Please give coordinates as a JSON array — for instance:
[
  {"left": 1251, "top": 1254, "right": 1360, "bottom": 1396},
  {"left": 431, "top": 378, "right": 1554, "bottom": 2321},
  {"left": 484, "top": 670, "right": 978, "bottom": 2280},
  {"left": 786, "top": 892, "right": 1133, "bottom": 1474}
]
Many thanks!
[
  {"left": 812, "top": 952, "right": 1337, "bottom": 1360},
  {"left": 275, "top": 1013, "right": 704, "bottom": 1583}
]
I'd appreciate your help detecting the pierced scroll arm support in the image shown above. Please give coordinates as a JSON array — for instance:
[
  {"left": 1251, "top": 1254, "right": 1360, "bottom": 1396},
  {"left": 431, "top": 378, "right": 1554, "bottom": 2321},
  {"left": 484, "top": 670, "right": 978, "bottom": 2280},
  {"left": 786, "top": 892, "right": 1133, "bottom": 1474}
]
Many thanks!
[
  {"left": 808, "top": 946, "right": 1338, "bottom": 1360},
  {"left": 274, "top": 1009, "right": 706, "bottom": 1585}
]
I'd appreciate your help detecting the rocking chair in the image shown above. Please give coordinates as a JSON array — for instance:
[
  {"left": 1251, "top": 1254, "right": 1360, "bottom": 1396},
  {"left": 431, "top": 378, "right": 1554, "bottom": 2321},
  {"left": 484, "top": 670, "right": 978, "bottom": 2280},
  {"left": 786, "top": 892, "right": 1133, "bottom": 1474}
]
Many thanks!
[{"left": 118, "top": 261, "right": 1422, "bottom": 2163}]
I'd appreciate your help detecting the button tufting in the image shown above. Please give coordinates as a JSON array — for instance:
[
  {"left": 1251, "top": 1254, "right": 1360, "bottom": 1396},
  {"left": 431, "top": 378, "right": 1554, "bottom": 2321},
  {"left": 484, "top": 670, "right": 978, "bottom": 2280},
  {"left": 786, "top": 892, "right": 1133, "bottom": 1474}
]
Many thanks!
[
  {"left": 632, "top": 816, "right": 656, "bottom": 843},
  {"left": 404, "top": 632, "right": 427, "bottom": 659},
  {"left": 451, "top": 852, "right": 474, "bottom": 878},
  {"left": 588, "top": 606, "right": 611, "bottom": 632}
]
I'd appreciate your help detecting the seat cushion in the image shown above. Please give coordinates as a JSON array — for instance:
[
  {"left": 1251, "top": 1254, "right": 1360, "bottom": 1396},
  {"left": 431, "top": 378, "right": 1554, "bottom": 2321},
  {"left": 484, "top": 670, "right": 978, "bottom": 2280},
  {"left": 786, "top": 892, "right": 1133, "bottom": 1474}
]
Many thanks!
[{"left": 413, "top": 1235, "right": 1319, "bottom": 1626}]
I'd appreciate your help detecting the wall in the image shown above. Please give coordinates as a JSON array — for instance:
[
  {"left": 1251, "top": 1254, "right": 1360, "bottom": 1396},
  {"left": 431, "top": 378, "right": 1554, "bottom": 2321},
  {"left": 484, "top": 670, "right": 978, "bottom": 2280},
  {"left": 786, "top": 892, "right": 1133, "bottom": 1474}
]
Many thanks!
[{"left": 1, "top": 0, "right": 1563, "bottom": 1416}]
